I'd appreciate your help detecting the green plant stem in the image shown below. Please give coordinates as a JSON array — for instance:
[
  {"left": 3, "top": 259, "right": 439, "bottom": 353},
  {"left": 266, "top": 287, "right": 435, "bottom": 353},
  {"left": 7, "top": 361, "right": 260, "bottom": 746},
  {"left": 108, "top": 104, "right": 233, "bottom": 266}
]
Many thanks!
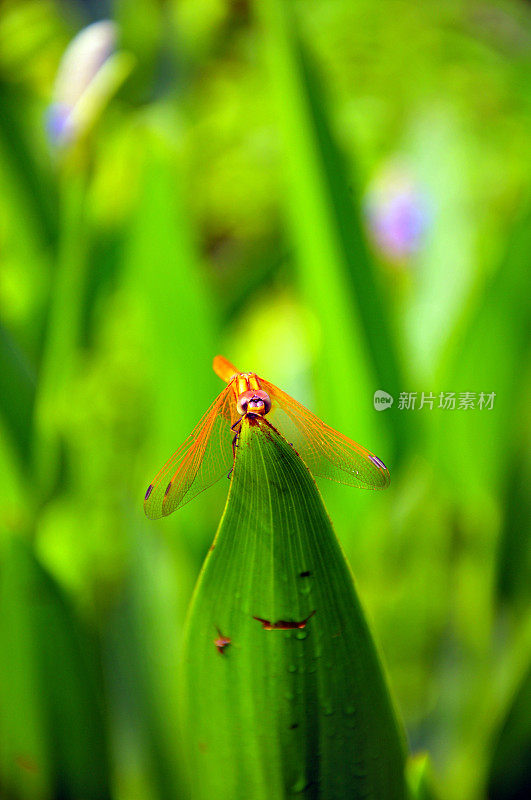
[{"left": 32, "top": 164, "right": 89, "bottom": 502}]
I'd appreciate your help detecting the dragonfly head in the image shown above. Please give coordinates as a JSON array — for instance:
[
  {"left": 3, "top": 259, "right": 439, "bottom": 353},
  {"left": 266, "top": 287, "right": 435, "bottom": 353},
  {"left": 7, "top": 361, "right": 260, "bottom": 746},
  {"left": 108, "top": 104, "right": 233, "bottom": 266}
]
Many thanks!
[{"left": 237, "top": 389, "right": 272, "bottom": 417}]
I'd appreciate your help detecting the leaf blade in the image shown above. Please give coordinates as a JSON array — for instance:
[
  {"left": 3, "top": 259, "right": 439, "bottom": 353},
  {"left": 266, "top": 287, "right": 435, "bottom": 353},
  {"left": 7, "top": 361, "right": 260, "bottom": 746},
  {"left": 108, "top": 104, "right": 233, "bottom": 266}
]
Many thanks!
[{"left": 181, "top": 416, "right": 406, "bottom": 799}]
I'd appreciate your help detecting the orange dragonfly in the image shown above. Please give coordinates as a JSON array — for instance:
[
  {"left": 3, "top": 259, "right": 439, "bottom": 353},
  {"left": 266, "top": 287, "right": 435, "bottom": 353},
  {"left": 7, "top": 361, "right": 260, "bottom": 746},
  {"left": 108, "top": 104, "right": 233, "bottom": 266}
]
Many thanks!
[{"left": 144, "top": 355, "right": 390, "bottom": 519}]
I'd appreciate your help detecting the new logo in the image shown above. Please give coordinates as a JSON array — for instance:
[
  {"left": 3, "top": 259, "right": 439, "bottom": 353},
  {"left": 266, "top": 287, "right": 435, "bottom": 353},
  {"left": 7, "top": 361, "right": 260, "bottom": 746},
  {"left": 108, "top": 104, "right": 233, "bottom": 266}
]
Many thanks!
[{"left": 373, "top": 390, "right": 394, "bottom": 411}]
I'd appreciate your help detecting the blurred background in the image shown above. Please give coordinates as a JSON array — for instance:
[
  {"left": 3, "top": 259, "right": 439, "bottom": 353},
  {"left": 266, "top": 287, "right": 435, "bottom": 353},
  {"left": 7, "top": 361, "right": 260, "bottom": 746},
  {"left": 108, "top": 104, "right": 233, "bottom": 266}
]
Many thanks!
[{"left": 0, "top": 1, "right": 530, "bottom": 798}]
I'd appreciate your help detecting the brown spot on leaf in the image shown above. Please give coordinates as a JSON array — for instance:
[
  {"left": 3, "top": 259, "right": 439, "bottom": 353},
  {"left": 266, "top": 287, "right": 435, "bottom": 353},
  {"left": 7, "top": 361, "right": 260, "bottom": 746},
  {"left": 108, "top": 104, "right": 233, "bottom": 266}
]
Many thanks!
[
  {"left": 252, "top": 610, "right": 316, "bottom": 630},
  {"left": 15, "top": 755, "right": 39, "bottom": 774},
  {"left": 214, "top": 626, "right": 231, "bottom": 654}
]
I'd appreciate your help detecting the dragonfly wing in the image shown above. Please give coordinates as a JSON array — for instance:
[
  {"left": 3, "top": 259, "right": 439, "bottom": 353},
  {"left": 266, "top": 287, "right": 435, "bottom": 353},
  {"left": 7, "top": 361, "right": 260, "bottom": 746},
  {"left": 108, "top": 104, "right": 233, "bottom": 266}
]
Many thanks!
[
  {"left": 144, "top": 383, "right": 236, "bottom": 519},
  {"left": 260, "top": 378, "right": 390, "bottom": 490}
]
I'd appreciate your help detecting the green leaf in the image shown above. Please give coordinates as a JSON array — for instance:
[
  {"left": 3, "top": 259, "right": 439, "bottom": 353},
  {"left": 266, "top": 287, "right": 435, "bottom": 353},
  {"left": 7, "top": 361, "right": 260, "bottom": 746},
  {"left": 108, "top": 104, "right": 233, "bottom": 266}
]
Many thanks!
[
  {"left": 123, "top": 116, "right": 218, "bottom": 455},
  {"left": 0, "top": 538, "right": 50, "bottom": 799},
  {"left": 33, "top": 169, "right": 90, "bottom": 499},
  {"left": 106, "top": 523, "right": 190, "bottom": 800},
  {"left": 434, "top": 199, "right": 531, "bottom": 491},
  {"left": 487, "top": 664, "right": 531, "bottom": 800},
  {"left": 256, "top": 0, "right": 409, "bottom": 459},
  {"left": 406, "top": 753, "right": 440, "bottom": 800},
  {"left": 495, "top": 436, "right": 531, "bottom": 610},
  {"left": 181, "top": 417, "right": 406, "bottom": 799},
  {"left": 0, "top": 323, "right": 35, "bottom": 465},
  {"left": 0, "top": 83, "right": 57, "bottom": 249},
  {"left": 0, "top": 536, "right": 111, "bottom": 799}
]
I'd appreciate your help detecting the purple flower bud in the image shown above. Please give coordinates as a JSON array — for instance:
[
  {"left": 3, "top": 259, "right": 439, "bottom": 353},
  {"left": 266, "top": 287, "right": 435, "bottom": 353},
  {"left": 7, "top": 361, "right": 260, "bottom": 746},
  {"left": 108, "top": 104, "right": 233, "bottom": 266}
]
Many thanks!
[
  {"left": 46, "top": 20, "right": 118, "bottom": 147},
  {"left": 365, "top": 165, "right": 431, "bottom": 262}
]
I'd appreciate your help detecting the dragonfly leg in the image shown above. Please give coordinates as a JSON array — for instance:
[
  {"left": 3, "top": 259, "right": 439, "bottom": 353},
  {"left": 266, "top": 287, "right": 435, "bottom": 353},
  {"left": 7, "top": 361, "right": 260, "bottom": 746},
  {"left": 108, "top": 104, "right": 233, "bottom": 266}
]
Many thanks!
[
  {"left": 228, "top": 420, "right": 243, "bottom": 479},
  {"left": 231, "top": 414, "right": 244, "bottom": 431},
  {"left": 228, "top": 434, "right": 239, "bottom": 477},
  {"left": 230, "top": 415, "right": 245, "bottom": 458}
]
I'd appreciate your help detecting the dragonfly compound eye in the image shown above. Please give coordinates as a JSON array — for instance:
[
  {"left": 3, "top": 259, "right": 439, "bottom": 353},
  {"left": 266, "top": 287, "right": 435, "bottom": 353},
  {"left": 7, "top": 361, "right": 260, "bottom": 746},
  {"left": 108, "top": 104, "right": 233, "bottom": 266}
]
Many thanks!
[{"left": 237, "top": 389, "right": 271, "bottom": 416}]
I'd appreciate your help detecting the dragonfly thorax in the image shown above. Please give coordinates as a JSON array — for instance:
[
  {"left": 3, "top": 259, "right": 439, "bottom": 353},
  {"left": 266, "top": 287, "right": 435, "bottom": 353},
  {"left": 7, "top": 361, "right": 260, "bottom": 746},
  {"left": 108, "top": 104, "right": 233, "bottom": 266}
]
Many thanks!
[{"left": 237, "top": 389, "right": 272, "bottom": 417}]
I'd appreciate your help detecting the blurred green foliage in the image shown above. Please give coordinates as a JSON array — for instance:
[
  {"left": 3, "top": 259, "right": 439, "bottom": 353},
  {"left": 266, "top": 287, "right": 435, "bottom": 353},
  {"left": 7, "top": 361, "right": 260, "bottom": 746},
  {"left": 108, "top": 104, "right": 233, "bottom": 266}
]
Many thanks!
[{"left": 0, "top": 0, "right": 529, "bottom": 799}]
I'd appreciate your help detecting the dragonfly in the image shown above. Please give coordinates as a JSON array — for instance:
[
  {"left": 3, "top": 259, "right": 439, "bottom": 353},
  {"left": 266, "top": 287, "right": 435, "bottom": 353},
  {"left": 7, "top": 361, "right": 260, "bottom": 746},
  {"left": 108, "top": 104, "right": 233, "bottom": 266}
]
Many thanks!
[{"left": 144, "top": 355, "right": 390, "bottom": 519}]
